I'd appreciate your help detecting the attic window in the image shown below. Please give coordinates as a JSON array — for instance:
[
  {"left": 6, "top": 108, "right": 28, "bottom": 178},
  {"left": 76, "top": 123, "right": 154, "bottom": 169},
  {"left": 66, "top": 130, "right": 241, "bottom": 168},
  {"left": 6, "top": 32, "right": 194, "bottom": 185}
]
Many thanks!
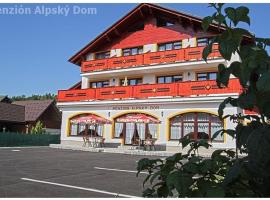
[
  {"left": 95, "top": 51, "right": 110, "bottom": 59},
  {"left": 157, "top": 17, "right": 175, "bottom": 27},
  {"left": 128, "top": 22, "right": 144, "bottom": 32}
]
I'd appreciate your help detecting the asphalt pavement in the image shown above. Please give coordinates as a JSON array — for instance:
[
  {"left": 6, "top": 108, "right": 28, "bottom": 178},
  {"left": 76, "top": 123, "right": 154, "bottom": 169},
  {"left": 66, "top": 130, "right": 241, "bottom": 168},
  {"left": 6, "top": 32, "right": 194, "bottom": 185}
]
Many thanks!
[{"left": 0, "top": 147, "right": 159, "bottom": 197}]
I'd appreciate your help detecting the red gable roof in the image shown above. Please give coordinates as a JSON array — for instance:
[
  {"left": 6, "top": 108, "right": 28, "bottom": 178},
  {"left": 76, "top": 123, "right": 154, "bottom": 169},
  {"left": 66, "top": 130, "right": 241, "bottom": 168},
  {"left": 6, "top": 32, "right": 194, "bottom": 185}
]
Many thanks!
[{"left": 69, "top": 3, "right": 226, "bottom": 66}]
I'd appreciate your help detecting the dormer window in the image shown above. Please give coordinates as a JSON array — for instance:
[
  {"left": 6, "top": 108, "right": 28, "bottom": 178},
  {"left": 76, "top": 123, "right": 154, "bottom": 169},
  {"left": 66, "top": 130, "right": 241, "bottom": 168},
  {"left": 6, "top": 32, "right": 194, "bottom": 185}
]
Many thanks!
[
  {"left": 123, "top": 46, "right": 143, "bottom": 56},
  {"left": 95, "top": 51, "right": 110, "bottom": 59},
  {"left": 157, "top": 17, "right": 175, "bottom": 27},
  {"left": 158, "top": 41, "right": 182, "bottom": 51}
]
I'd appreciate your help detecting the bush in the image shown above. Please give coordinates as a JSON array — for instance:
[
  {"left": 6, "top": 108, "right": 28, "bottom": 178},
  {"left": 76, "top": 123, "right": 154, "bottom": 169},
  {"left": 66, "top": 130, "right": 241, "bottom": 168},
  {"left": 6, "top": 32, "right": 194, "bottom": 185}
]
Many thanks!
[
  {"left": 30, "top": 121, "right": 46, "bottom": 134},
  {"left": 137, "top": 3, "right": 270, "bottom": 197}
]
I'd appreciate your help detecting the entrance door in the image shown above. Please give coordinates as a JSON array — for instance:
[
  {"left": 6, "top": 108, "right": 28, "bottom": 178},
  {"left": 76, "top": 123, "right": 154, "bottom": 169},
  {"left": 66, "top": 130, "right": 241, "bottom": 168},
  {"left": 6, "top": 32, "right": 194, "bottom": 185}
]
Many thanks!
[{"left": 124, "top": 123, "right": 135, "bottom": 145}]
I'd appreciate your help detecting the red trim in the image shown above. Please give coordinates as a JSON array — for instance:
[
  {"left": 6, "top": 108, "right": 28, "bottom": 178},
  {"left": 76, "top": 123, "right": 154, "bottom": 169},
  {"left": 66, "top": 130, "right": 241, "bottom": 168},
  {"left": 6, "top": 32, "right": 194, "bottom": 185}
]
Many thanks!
[
  {"left": 57, "top": 79, "right": 242, "bottom": 102},
  {"left": 81, "top": 45, "right": 221, "bottom": 73}
]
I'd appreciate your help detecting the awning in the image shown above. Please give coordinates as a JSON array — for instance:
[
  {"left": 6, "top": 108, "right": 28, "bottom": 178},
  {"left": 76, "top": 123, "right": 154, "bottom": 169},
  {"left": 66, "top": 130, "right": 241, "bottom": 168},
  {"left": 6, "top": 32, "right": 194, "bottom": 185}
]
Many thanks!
[
  {"left": 70, "top": 114, "right": 112, "bottom": 124},
  {"left": 116, "top": 113, "right": 161, "bottom": 124}
]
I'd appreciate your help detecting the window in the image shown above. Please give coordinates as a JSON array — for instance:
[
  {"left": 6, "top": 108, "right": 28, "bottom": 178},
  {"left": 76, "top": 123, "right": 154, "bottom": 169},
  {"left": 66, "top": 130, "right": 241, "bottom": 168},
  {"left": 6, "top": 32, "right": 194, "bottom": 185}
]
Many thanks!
[
  {"left": 128, "top": 22, "right": 144, "bottom": 32},
  {"left": 120, "top": 78, "right": 142, "bottom": 86},
  {"left": 157, "top": 75, "right": 183, "bottom": 84},
  {"left": 169, "top": 112, "right": 224, "bottom": 142},
  {"left": 113, "top": 113, "right": 159, "bottom": 144},
  {"left": 197, "top": 38, "right": 209, "bottom": 47},
  {"left": 197, "top": 72, "right": 217, "bottom": 81},
  {"left": 69, "top": 114, "right": 105, "bottom": 137},
  {"left": 158, "top": 41, "right": 182, "bottom": 51},
  {"left": 90, "top": 81, "right": 109, "bottom": 88},
  {"left": 157, "top": 17, "right": 175, "bottom": 27},
  {"left": 123, "top": 47, "right": 143, "bottom": 56},
  {"left": 95, "top": 51, "right": 110, "bottom": 59}
]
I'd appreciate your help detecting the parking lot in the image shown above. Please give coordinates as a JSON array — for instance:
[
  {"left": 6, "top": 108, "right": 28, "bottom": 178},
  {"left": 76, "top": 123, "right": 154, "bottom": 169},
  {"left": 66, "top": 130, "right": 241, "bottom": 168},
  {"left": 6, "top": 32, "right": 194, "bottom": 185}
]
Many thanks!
[{"left": 0, "top": 147, "right": 159, "bottom": 197}]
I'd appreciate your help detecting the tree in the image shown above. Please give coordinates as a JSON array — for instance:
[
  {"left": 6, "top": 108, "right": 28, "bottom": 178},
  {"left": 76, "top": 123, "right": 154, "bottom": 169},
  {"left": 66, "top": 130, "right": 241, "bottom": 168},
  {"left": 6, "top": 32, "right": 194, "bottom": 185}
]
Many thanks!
[
  {"left": 11, "top": 93, "right": 56, "bottom": 101},
  {"left": 137, "top": 4, "right": 270, "bottom": 197},
  {"left": 30, "top": 121, "right": 46, "bottom": 134}
]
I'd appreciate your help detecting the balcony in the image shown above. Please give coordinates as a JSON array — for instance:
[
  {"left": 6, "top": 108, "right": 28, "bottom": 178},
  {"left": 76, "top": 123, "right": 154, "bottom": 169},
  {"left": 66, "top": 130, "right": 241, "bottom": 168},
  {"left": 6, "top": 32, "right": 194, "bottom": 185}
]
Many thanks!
[
  {"left": 81, "top": 45, "right": 221, "bottom": 73},
  {"left": 58, "top": 79, "right": 241, "bottom": 102}
]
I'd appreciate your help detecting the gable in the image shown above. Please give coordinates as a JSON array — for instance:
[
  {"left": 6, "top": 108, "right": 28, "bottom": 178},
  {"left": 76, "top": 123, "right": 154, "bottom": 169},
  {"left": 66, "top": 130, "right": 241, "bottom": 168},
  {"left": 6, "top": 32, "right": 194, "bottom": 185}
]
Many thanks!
[
  {"left": 96, "top": 15, "right": 216, "bottom": 52},
  {"left": 69, "top": 3, "right": 224, "bottom": 65}
]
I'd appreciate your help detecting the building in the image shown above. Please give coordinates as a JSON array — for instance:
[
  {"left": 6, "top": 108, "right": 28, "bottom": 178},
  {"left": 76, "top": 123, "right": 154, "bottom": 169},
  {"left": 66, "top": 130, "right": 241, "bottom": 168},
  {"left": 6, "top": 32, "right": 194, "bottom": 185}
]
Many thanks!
[
  {"left": 0, "top": 95, "right": 12, "bottom": 103},
  {"left": 0, "top": 99, "right": 61, "bottom": 134},
  {"left": 57, "top": 3, "right": 244, "bottom": 151},
  {"left": 0, "top": 102, "right": 25, "bottom": 132}
]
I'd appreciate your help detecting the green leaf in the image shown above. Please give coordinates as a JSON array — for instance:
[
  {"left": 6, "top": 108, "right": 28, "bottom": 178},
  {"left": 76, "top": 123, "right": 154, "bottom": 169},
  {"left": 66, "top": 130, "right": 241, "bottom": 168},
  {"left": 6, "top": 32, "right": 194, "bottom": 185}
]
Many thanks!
[
  {"left": 179, "top": 136, "right": 192, "bottom": 149},
  {"left": 200, "top": 159, "right": 213, "bottom": 173},
  {"left": 183, "top": 162, "right": 199, "bottom": 174},
  {"left": 229, "top": 61, "right": 241, "bottom": 78},
  {"left": 224, "top": 160, "right": 241, "bottom": 186},
  {"left": 206, "top": 185, "right": 225, "bottom": 197},
  {"left": 197, "top": 139, "right": 211, "bottom": 149},
  {"left": 157, "top": 185, "right": 170, "bottom": 197},
  {"left": 224, "top": 129, "right": 237, "bottom": 139},
  {"left": 142, "top": 188, "right": 155, "bottom": 197},
  {"left": 256, "top": 72, "right": 270, "bottom": 93},
  {"left": 166, "top": 171, "right": 193, "bottom": 197},
  {"left": 237, "top": 92, "right": 256, "bottom": 110},
  {"left": 215, "top": 14, "right": 226, "bottom": 25},
  {"left": 235, "top": 6, "right": 250, "bottom": 25},
  {"left": 217, "top": 63, "right": 231, "bottom": 87},
  {"left": 202, "top": 16, "right": 213, "bottom": 31},
  {"left": 211, "top": 129, "right": 224, "bottom": 141},
  {"left": 225, "top": 6, "right": 250, "bottom": 26},
  {"left": 149, "top": 171, "right": 161, "bottom": 185},
  {"left": 166, "top": 153, "right": 183, "bottom": 163},
  {"left": 218, "top": 97, "right": 233, "bottom": 119},
  {"left": 202, "top": 42, "right": 213, "bottom": 62}
]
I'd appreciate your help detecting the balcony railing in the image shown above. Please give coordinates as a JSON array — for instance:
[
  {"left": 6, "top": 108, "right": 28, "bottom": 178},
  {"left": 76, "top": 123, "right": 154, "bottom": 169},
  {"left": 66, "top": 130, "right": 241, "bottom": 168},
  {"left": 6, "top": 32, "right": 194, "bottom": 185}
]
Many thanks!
[
  {"left": 58, "top": 79, "right": 241, "bottom": 102},
  {"left": 81, "top": 45, "right": 221, "bottom": 73}
]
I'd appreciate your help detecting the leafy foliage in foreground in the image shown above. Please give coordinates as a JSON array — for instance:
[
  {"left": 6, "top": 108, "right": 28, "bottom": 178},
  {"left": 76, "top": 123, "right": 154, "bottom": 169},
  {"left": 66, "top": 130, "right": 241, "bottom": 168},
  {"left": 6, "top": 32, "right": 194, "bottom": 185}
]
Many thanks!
[{"left": 137, "top": 4, "right": 270, "bottom": 197}]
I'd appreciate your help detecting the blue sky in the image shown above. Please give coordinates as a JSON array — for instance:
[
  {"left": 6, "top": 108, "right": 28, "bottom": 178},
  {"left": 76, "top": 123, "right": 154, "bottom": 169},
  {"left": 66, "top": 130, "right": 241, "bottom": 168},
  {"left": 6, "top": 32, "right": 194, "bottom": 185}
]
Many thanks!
[{"left": 0, "top": 3, "right": 269, "bottom": 97}]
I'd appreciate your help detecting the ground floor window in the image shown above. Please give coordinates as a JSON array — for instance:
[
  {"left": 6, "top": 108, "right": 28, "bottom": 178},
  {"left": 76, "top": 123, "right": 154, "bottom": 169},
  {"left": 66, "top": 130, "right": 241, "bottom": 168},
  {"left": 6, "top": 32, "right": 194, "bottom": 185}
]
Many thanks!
[
  {"left": 169, "top": 112, "right": 224, "bottom": 142},
  {"left": 69, "top": 114, "right": 104, "bottom": 137},
  {"left": 113, "top": 113, "right": 159, "bottom": 145},
  {"left": 70, "top": 123, "right": 103, "bottom": 137}
]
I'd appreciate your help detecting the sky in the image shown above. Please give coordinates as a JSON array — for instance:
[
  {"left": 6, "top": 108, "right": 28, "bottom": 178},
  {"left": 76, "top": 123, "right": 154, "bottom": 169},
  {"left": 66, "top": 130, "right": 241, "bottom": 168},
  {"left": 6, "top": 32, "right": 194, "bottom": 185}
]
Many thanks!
[{"left": 0, "top": 3, "right": 269, "bottom": 97}]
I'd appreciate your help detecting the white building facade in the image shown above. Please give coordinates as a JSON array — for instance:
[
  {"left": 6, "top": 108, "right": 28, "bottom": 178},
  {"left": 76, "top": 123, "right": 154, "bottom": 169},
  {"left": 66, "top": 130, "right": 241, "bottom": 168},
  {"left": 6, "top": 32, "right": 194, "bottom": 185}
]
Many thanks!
[{"left": 57, "top": 3, "right": 243, "bottom": 151}]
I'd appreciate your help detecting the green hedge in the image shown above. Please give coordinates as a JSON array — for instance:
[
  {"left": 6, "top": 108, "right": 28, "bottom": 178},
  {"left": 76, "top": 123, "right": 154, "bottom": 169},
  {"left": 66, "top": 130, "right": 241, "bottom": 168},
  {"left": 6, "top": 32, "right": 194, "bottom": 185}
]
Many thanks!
[{"left": 0, "top": 132, "right": 60, "bottom": 147}]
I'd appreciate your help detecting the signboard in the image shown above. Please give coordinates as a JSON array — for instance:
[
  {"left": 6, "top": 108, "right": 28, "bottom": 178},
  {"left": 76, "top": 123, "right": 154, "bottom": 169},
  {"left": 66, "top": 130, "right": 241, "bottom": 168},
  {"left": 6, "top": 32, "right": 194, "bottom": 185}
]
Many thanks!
[{"left": 112, "top": 105, "right": 160, "bottom": 110}]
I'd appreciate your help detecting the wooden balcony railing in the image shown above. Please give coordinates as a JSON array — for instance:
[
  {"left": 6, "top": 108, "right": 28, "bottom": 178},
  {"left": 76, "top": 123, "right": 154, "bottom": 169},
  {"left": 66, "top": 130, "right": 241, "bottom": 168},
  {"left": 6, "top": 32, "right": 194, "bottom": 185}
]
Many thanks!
[
  {"left": 81, "top": 45, "right": 222, "bottom": 73},
  {"left": 58, "top": 79, "right": 241, "bottom": 102}
]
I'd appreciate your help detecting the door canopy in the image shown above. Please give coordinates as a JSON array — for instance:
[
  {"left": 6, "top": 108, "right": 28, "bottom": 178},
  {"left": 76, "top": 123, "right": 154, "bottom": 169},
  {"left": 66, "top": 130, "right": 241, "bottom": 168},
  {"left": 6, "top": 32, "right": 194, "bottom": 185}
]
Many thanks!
[
  {"left": 70, "top": 114, "right": 112, "bottom": 125},
  {"left": 116, "top": 113, "right": 160, "bottom": 124}
]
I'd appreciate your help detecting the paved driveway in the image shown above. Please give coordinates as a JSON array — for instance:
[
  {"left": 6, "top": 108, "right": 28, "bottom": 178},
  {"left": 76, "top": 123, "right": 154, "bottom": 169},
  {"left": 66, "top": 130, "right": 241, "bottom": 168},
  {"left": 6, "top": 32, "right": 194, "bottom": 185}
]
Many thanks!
[{"left": 0, "top": 147, "right": 159, "bottom": 197}]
